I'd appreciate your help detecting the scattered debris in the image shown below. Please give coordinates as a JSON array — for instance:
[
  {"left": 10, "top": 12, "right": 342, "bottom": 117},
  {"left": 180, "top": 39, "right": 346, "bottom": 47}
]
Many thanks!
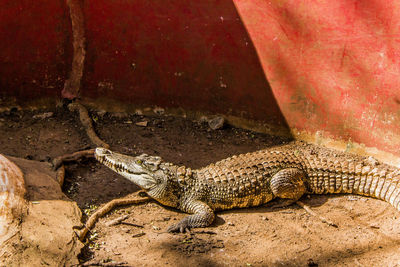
[
  {"left": 192, "top": 230, "right": 217, "bottom": 235},
  {"left": 120, "top": 221, "right": 144, "bottom": 228},
  {"left": 152, "top": 225, "right": 161, "bottom": 231},
  {"left": 153, "top": 107, "right": 165, "bottom": 115},
  {"left": 173, "top": 235, "right": 224, "bottom": 255},
  {"left": 134, "top": 109, "right": 143, "bottom": 115},
  {"left": 32, "top": 112, "right": 53, "bottom": 119},
  {"left": 135, "top": 121, "right": 148, "bottom": 127},
  {"left": 110, "top": 112, "right": 129, "bottom": 119},
  {"left": 208, "top": 116, "right": 225, "bottom": 130},
  {"left": 82, "top": 260, "right": 129, "bottom": 267},
  {"left": 97, "top": 110, "right": 107, "bottom": 118},
  {"left": 296, "top": 201, "right": 338, "bottom": 228},
  {"left": 132, "top": 232, "right": 146, "bottom": 238},
  {"left": 369, "top": 224, "right": 380, "bottom": 229}
]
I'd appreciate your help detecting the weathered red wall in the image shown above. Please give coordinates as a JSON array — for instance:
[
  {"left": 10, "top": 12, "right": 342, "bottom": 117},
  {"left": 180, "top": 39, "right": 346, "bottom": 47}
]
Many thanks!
[
  {"left": 0, "top": 0, "right": 71, "bottom": 99},
  {"left": 233, "top": 0, "right": 400, "bottom": 156},
  {"left": 81, "top": 0, "right": 285, "bottom": 125},
  {"left": 1, "top": 0, "right": 400, "bottom": 157}
]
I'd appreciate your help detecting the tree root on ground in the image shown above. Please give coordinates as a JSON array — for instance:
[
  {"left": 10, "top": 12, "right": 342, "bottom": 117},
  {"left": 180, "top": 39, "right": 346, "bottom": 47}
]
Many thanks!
[
  {"left": 52, "top": 149, "right": 95, "bottom": 170},
  {"left": 68, "top": 101, "right": 110, "bottom": 149},
  {"left": 75, "top": 191, "right": 151, "bottom": 241},
  {"left": 53, "top": 101, "right": 108, "bottom": 187}
]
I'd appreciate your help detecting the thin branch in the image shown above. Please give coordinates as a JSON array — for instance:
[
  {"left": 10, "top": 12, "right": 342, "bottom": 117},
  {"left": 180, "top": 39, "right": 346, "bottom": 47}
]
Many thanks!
[
  {"left": 76, "top": 191, "right": 151, "bottom": 241},
  {"left": 296, "top": 200, "right": 338, "bottom": 228}
]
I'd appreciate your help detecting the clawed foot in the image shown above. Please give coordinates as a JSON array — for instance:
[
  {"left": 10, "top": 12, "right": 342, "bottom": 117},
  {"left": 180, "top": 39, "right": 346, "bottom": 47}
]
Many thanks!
[{"left": 167, "top": 221, "right": 191, "bottom": 233}]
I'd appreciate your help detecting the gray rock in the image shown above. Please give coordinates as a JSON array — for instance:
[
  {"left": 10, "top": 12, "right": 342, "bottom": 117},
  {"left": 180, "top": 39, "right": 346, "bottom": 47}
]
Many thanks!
[{"left": 208, "top": 116, "right": 225, "bottom": 130}]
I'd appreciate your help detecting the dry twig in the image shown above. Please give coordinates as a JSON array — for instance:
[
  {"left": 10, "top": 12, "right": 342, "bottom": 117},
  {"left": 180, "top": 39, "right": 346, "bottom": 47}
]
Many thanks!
[
  {"left": 120, "top": 221, "right": 144, "bottom": 228},
  {"left": 296, "top": 200, "right": 338, "bottom": 228},
  {"left": 76, "top": 191, "right": 151, "bottom": 241},
  {"left": 132, "top": 232, "right": 146, "bottom": 238}
]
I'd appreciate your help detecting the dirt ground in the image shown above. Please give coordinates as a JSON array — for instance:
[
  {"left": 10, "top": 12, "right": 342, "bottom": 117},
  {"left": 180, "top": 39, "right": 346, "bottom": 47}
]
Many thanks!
[{"left": 1, "top": 106, "right": 400, "bottom": 267}]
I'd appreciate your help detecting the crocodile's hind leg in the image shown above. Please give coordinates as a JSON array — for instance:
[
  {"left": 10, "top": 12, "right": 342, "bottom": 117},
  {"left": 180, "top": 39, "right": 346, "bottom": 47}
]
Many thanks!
[
  {"left": 269, "top": 168, "right": 307, "bottom": 206},
  {"left": 269, "top": 168, "right": 337, "bottom": 227}
]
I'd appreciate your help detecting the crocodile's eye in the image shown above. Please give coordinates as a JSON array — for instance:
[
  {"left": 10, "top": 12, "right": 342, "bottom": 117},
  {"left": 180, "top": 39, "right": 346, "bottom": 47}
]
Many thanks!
[{"left": 136, "top": 160, "right": 142, "bottom": 164}]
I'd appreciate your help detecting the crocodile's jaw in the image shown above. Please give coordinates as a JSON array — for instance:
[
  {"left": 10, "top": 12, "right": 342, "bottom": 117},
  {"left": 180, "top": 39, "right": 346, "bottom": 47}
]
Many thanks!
[{"left": 95, "top": 147, "right": 159, "bottom": 190}]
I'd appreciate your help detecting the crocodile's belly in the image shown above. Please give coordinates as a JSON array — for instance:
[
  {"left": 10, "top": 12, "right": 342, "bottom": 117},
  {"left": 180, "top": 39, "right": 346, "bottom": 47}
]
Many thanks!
[{"left": 207, "top": 192, "right": 274, "bottom": 211}]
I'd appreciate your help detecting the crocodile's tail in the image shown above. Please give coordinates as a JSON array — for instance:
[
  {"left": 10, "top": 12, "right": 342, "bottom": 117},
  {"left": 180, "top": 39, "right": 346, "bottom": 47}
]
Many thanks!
[
  {"left": 353, "top": 171, "right": 400, "bottom": 211},
  {"left": 307, "top": 162, "right": 400, "bottom": 211}
]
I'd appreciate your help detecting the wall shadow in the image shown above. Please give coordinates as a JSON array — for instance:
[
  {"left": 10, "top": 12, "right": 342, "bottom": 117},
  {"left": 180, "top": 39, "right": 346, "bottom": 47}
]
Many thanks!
[{"left": 81, "top": 0, "right": 291, "bottom": 133}]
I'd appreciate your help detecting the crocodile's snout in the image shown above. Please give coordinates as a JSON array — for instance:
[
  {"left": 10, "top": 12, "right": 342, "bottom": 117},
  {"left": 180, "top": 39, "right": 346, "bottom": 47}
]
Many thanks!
[{"left": 95, "top": 147, "right": 112, "bottom": 157}]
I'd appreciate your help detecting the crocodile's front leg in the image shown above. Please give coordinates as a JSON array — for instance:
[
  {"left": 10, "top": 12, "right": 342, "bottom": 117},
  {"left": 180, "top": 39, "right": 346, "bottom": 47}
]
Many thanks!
[{"left": 167, "top": 200, "right": 215, "bottom": 233}]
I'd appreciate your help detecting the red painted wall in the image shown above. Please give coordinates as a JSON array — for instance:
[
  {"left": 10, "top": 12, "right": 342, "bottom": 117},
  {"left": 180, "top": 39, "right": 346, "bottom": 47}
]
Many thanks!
[
  {"left": 233, "top": 0, "right": 400, "bottom": 155},
  {"left": 0, "top": 1, "right": 71, "bottom": 99},
  {"left": 81, "top": 0, "right": 285, "bottom": 125},
  {"left": 1, "top": 0, "right": 400, "bottom": 156}
]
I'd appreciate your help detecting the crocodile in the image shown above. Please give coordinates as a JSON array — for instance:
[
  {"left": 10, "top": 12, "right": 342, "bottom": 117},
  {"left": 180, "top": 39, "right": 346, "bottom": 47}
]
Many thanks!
[{"left": 95, "top": 141, "right": 400, "bottom": 232}]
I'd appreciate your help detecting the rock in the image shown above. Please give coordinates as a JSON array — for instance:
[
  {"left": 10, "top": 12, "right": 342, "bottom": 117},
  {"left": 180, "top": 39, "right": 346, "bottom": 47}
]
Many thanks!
[
  {"left": 153, "top": 107, "right": 165, "bottom": 115},
  {"left": 0, "top": 156, "right": 82, "bottom": 266},
  {"left": 208, "top": 116, "right": 225, "bottom": 130},
  {"left": 134, "top": 109, "right": 143, "bottom": 115}
]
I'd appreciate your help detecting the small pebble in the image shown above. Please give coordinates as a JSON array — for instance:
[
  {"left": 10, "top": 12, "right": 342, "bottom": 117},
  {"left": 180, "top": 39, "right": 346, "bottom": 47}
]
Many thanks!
[
  {"left": 208, "top": 116, "right": 225, "bottom": 130},
  {"left": 153, "top": 107, "right": 165, "bottom": 115},
  {"left": 136, "top": 121, "right": 148, "bottom": 127}
]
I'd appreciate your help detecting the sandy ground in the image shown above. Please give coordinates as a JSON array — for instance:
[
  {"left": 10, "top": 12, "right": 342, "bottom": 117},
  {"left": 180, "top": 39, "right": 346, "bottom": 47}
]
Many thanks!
[{"left": 1, "top": 107, "right": 400, "bottom": 266}]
